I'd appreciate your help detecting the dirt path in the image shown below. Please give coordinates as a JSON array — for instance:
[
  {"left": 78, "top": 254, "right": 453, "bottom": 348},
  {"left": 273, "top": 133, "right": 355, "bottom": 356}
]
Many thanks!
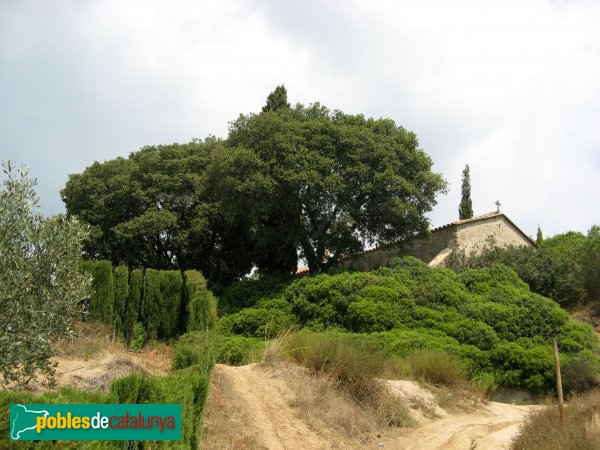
[
  {"left": 204, "top": 364, "right": 539, "bottom": 450},
  {"left": 208, "top": 364, "right": 331, "bottom": 449},
  {"left": 380, "top": 402, "right": 535, "bottom": 450}
]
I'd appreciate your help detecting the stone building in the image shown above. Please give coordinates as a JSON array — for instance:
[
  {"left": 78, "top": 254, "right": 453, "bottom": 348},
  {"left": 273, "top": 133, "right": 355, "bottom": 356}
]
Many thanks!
[{"left": 350, "top": 210, "right": 535, "bottom": 271}]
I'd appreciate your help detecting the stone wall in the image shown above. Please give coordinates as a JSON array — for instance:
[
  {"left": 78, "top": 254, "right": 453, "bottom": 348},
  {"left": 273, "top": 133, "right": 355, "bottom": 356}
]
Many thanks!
[
  {"left": 348, "top": 214, "right": 533, "bottom": 272},
  {"left": 455, "top": 215, "right": 532, "bottom": 257}
]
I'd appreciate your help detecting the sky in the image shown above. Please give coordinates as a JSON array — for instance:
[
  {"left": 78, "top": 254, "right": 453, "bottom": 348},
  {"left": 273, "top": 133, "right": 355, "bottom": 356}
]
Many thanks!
[{"left": 1, "top": 0, "right": 599, "bottom": 239}]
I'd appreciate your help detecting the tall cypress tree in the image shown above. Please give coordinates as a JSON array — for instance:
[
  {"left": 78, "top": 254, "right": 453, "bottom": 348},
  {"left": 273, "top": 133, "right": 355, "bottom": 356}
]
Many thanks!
[
  {"left": 125, "top": 269, "right": 143, "bottom": 346},
  {"left": 113, "top": 265, "right": 128, "bottom": 333},
  {"left": 142, "top": 269, "right": 161, "bottom": 341},
  {"left": 261, "top": 85, "right": 290, "bottom": 112},
  {"left": 159, "top": 270, "right": 183, "bottom": 339},
  {"left": 459, "top": 164, "right": 473, "bottom": 220},
  {"left": 536, "top": 226, "right": 543, "bottom": 246},
  {"left": 88, "top": 260, "right": 114, "bottom": 323}
]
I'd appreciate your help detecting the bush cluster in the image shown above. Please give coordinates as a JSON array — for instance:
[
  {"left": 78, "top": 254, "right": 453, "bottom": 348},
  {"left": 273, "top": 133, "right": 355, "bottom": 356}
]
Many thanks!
[
  {"left": 216, "top": 336, "right": 264, "bottom": 366},
  {"left": 446, "top": 227, "right": 600, "bottom": 308},
  {"left": 81, "top": 262, "right": 216, "bottom": 344},
  {"left": 218, "top": 257, "right": 600, "bottom": 394}
]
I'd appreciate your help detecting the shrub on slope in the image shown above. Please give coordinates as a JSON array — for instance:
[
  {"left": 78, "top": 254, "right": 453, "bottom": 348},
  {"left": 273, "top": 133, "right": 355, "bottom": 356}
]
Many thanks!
[{"left": 217, "top": 257, "right": 599, "bottom": 393}]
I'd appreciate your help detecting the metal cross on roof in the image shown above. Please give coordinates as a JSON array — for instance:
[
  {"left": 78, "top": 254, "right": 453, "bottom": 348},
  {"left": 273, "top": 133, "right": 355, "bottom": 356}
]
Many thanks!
[{"left": 495, "top": 200, "right": 501, "bottom": 212}]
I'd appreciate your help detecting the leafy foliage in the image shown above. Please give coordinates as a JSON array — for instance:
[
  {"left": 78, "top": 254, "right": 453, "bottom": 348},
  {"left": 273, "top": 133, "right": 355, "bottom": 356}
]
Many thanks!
[
  {"left": 582, "top": 225, "right": 600, "bottom": 303},
  {"left": 0, "top": 162, "right": 91, "bottom": 386},
  {"left": 83, "top": 263, "right": 217, "bottom": 344},
  {"left": 184, "top": 270, "right": 217, "bottom": 333},
  {"left": 224, "top": 102, "right": 447, "bottom": 274},
  {"left": 261, "top": 84, "right": 290, "bottom": 112},
  {"left": 216, "top": 273, "right": 295, "bottom": 315},
  {"left": 216, "top": 336, "right": 264, "bottom": 366},
  {"left": 447, "top": 228, "right": 600, "bottom": 308},
  {"left": 130, "top": 322, "right": 146, "bottom": 350},
  {"left": 218, "top": 257, "right": 599, "bottom": 393},
  {"left": 62, "top": 88, "right": 446, "bottom": 280},
  {"left": 61, "top": 140, "right": 254, "bottom": 284},
  {"left": 173, "top": 331, "right": 215, "bottom": 373}
]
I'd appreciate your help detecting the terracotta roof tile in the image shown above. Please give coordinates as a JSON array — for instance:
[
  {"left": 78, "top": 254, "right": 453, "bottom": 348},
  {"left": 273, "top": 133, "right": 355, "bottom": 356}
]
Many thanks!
[{"left": 431, "top": 211, "right": 503, "bottom": 232}]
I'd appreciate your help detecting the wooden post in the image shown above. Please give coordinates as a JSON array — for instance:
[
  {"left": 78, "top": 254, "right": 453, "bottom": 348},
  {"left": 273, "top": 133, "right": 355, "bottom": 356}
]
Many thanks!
[{"left": 552, "top": 338, "right": 565, "bottom": 427}]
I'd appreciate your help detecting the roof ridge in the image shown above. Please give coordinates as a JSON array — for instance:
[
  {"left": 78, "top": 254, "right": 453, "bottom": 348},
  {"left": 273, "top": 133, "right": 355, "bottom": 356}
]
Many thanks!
[{"left": 432, "top": 210, "right": 503, "bottom": 231}]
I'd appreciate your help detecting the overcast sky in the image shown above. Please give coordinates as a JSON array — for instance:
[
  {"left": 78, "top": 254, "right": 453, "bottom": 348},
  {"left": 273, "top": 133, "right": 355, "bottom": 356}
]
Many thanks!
[{"left": 1, "top": 0, "right": 599, "bottom": 238}]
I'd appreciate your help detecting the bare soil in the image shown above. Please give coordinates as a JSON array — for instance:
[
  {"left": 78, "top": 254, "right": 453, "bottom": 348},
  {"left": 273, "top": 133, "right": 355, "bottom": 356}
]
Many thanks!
[
  {"left": 203, "top": 363, "right": 540, "bottom": 450},
  {"left": 21, "top": 346, "right": 173, "bottom": 393}
]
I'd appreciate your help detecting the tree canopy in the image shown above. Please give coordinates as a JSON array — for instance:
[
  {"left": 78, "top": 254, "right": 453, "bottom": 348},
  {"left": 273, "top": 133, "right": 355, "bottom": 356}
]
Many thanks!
[
  {"left": 62, "top": 87, "right": 447, "bottom": 282},
  {"left": 62, "top": 139, "right": 256, "bottom": 284}
]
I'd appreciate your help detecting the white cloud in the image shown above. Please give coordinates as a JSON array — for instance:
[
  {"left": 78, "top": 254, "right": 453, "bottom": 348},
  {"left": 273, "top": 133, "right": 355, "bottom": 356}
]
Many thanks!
[{"left": 1, "top": 0, "right": 598, "bottom": 237}]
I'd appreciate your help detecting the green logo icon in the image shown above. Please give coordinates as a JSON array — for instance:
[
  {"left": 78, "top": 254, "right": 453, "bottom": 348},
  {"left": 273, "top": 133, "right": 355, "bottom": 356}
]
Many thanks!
[{"left": 10, "top": 404, "right": 181, "bottom": 441}]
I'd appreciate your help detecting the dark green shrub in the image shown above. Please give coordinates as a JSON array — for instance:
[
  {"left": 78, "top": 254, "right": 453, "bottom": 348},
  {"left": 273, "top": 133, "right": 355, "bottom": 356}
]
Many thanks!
[
  {"left": 218, "top": 274, "right": 295, "bottom": 315},
  {"left": 125, "top": 269, "right": 143, "bottom": 346},
  {"left": 217, "top": 336, "right": 264, "bottom": 365},
  {"left": 159, "top": 270, "right": 183, "bottom": 339},
  {"left": 84, "top": 260, "right": 114, "bottom": 322},
  {"left": 173, "top": 331, "right": 215, "bottom": 373},
  {"left": 130, "top": 322, "right": 146, "bottom": 350},
  {"left": 183, "top": 270, "right": 218, "bottom": 333},
  {"left": 448, "top": 236, "right": 588, "bottom": 308},
  {"left": 161, "top": 366, "right": 210, "bottom": 449},
  {"left": 583, "top": 225, "right": 600, "bottom": 303},
  {"left": 109, "top": 366, "right": 210, "bottom": 449},
  {"left": 489, "top": 343, "right": 555, "bottom": 394},
  {"left": 113, "top": 264, "right": 128, "bottom": 332},
  {"left": 217, "top": 305, "right": 296, "bottom": 338},
  {"left": 183, "top": 270, "right": 207, "bottom": 297},
  {"left": 142, "top": 268, "right": 161, "bottom": 340},
  {"left": 109, "top": 372, "right": 164, "bottom": 404},
  {"left": 215, "top": 257, "right": 600, "bottom": 393},
  {"left": 182, "top": 270, "right": 208, "bottom": 332},
  {"left": 562, "top": 354, "right": 600, "bottom": 394},
  {"left": 187, "top": 290, "right": 218, "bottom": 333}
]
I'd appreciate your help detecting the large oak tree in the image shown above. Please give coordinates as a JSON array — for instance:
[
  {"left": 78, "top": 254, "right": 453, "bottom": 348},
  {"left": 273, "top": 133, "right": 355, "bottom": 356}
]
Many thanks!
[
  {"left": 62, "top": 88, "right": 447, "bottom": 280},
  {"left": 225, "top": 98, "right": 447, "bottom": 274}
]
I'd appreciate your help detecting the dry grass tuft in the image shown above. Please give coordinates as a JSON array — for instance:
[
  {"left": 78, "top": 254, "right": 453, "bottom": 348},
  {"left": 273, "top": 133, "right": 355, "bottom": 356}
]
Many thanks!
[
  {"left": 53, "top": 321, "right": 123, "bottom": 359},
  {"left": 273, "top": 332, "right": 415, "bottom": 432},
  {"left": 283, "top": 363, "right": 378, "bottom": 443},
  {"left": 261, "top": 328, "right": 295, "bottom": 368},
  {"left": 510, "top": 389, "right": 600, "bottom": 450},
  {"left": 407, "top": 349, "right": 468, "bottom": 388}
]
